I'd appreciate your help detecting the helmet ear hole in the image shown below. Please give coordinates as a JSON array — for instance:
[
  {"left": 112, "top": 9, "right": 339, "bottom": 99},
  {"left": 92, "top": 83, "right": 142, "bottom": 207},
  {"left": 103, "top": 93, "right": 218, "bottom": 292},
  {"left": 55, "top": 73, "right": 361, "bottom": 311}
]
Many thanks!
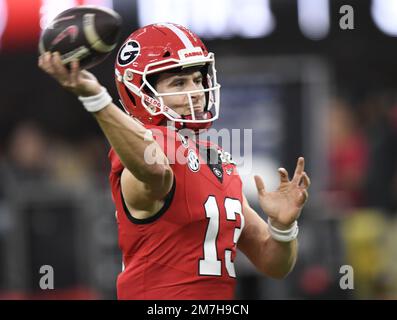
[{"left": 163, "top": 51, "right": 171, "bottom": 57}]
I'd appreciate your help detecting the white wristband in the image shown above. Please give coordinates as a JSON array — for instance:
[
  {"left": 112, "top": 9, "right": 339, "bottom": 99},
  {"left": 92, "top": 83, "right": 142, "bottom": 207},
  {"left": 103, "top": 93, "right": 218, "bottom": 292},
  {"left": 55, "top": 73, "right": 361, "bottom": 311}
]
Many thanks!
[
  {"left": 78, "top": 87, "right": 112, "bottom": 113},
  {"left": 267, "top": 219, "right": 299, "bottom": 242}
]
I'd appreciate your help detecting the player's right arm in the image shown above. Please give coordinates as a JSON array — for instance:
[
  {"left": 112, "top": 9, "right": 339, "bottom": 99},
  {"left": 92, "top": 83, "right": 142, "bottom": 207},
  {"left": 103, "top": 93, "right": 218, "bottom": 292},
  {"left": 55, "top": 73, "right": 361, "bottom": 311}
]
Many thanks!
[{"left": 38, "top": 52, "right": 174, "bottom": 215}]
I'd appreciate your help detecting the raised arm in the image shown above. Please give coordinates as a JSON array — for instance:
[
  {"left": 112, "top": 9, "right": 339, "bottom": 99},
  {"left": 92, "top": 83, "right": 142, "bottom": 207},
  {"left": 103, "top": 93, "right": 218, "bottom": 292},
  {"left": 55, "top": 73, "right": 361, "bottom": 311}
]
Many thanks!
[{"left": 38, "top": 52, "right": 173, "bottom": 212}]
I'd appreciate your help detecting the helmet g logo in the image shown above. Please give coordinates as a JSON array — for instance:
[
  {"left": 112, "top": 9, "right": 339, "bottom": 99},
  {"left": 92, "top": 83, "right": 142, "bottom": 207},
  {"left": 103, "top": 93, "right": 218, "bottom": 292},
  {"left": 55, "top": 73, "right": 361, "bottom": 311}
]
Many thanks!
[{"left": 117, "top": 40, "right": 140, "bottom": 66}]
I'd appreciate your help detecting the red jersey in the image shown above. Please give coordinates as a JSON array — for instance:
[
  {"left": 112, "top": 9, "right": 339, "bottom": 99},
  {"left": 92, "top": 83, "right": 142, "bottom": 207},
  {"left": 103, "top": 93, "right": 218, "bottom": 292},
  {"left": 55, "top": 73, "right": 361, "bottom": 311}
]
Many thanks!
[{"left": 108, "top": 125, "right": 244, "bottom": 299}]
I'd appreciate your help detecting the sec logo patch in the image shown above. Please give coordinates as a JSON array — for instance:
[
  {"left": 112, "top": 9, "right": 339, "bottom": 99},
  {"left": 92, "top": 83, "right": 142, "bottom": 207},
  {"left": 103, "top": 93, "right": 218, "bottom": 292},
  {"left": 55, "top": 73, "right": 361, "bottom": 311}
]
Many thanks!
[{"left": 187, "top": 149, "right": 200, "bottom": 172}]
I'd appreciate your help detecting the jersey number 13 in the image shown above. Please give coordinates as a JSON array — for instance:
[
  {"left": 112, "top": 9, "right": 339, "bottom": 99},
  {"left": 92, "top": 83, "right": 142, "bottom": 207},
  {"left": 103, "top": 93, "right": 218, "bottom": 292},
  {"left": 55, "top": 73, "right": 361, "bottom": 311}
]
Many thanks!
[{"left": 199, "top": 196, "right": 245, "bottom": 278}]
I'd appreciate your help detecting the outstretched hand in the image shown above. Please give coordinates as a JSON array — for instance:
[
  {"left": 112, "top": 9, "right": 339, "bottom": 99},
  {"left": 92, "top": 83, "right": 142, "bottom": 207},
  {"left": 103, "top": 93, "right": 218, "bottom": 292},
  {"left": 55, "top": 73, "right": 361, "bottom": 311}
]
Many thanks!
[
  {"left": 254, "top": 157, "right": 311, "bottom": 230},
  {"left": 38, "top": 52, "right": 102, "bottom": 97}
]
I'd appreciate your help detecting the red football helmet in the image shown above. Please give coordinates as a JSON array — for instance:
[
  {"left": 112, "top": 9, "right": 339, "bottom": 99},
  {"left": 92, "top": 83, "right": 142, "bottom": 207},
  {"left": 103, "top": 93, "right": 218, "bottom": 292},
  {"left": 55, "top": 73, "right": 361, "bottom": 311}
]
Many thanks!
[{"left": 114, "top": 23, "right": 221, "bottom": 130}]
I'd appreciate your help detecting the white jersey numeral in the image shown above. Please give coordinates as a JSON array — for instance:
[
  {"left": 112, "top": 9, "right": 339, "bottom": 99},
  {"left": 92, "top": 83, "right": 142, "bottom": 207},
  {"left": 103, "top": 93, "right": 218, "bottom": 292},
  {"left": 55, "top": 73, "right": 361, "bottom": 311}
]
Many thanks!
[
  {"left": 199, "top": 196, "right": 222, "bottom": 276},
  {"left": 199, "top": 196, "right": 245, "bottom": 277},
  {"left": 224, "top": 198, "right": 245, "bottom": 278}
]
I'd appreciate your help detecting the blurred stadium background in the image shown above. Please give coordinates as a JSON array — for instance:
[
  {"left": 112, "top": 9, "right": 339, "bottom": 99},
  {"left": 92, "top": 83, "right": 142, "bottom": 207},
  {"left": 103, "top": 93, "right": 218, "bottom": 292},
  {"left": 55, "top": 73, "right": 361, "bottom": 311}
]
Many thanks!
[{"left": 0, "top": 0, "right": 396, "bottom": 299}]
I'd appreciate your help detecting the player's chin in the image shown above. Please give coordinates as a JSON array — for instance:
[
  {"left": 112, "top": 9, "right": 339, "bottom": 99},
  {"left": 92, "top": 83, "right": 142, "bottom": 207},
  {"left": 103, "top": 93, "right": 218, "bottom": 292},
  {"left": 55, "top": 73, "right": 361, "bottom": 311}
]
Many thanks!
[{"left": 183, "top": 111, "right": 207, "bottom": 120}]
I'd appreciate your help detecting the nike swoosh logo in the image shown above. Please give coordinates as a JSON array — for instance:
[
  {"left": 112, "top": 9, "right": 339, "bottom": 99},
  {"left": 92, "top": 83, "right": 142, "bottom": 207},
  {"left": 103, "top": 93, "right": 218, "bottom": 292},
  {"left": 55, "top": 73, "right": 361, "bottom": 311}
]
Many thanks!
[
  {"left": 51, "top": 25, "right": 79, "bottom": 46},
  {"left": 48, "top": 15, "right": 76, "bottom": 29}
]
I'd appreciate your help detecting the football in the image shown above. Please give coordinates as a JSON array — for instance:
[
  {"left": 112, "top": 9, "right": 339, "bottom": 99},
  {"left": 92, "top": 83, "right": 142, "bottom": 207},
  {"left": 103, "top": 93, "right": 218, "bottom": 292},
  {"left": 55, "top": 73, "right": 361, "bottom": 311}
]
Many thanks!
[{"left": 39, "top": 6, "right": 122, "bottom": 69}]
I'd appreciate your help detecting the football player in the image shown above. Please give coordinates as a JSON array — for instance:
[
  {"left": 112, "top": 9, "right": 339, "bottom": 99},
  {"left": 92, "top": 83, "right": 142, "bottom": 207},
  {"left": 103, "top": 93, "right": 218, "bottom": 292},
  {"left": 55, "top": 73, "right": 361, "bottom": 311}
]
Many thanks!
[{"left": 38, "top": 23, "right": 310, "bottom": 299}]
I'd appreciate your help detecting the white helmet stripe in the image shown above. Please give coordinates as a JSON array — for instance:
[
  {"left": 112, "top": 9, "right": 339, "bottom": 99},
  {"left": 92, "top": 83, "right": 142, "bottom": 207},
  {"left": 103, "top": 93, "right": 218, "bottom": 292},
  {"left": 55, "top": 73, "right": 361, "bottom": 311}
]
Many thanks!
[{"left": 158, "top": 23, "right": 194, "bottom": 49}]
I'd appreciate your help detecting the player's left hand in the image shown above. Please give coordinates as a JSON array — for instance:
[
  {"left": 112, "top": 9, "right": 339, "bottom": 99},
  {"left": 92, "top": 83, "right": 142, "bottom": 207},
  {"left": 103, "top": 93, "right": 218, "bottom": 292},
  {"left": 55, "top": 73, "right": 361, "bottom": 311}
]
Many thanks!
[{"left": 254, "top": 157, "right": 310, "bottom": 230}]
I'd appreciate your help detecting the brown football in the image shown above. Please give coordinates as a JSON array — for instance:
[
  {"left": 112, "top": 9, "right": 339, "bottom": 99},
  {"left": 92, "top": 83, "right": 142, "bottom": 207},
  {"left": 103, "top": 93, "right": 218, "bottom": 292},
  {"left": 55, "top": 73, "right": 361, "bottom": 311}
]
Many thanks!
[{"left": 39, "top": 6, "right": 122, "bottom": 69}]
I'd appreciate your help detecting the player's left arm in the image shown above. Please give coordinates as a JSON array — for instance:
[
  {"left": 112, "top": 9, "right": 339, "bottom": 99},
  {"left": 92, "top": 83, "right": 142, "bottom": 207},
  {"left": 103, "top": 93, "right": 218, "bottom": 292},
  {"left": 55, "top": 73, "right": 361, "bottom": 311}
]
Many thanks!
[{"left": 237, "top": 157, "right": 310, "bottom": 279}]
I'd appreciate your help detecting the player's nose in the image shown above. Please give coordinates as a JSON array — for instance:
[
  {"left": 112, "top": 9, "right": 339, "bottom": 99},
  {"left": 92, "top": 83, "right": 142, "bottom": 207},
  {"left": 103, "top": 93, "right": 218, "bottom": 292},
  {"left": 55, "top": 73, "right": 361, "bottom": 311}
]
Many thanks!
[
  {"left": 187, "top": 81, "right": 204, "bottom": 98},
  {"left": 190, "top": 91, "right": 204, "bottom": 107}
]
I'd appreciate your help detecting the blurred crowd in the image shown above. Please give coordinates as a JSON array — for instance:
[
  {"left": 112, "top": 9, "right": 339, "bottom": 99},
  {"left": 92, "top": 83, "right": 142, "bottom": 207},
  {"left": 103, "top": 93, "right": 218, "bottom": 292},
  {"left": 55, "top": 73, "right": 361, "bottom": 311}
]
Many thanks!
[
  {"left": 327, "top": 92, "right": 397, "bottom": 212},
  {"left": 0, "top": 121, "right": 110, "bottom": 189},
  {"left": 0, "top": 121, "right": 116, "bottom": 299},
  {"left": 325, "top": 91, "right": 397, "bottom": 299}
]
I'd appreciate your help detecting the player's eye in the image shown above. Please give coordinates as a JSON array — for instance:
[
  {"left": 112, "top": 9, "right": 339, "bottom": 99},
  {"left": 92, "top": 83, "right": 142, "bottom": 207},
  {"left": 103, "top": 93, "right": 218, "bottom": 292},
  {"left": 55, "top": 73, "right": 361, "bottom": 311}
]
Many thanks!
[{"left": 171, "top": 80, "right": 184, "bottom": 87}]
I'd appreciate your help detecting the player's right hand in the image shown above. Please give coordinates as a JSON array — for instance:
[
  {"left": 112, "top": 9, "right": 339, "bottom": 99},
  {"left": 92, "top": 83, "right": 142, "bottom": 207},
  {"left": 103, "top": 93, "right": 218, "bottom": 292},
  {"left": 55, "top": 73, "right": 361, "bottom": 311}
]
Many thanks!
[{"left": 38, "top": 52, "right": 102, "bottom": 97}]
